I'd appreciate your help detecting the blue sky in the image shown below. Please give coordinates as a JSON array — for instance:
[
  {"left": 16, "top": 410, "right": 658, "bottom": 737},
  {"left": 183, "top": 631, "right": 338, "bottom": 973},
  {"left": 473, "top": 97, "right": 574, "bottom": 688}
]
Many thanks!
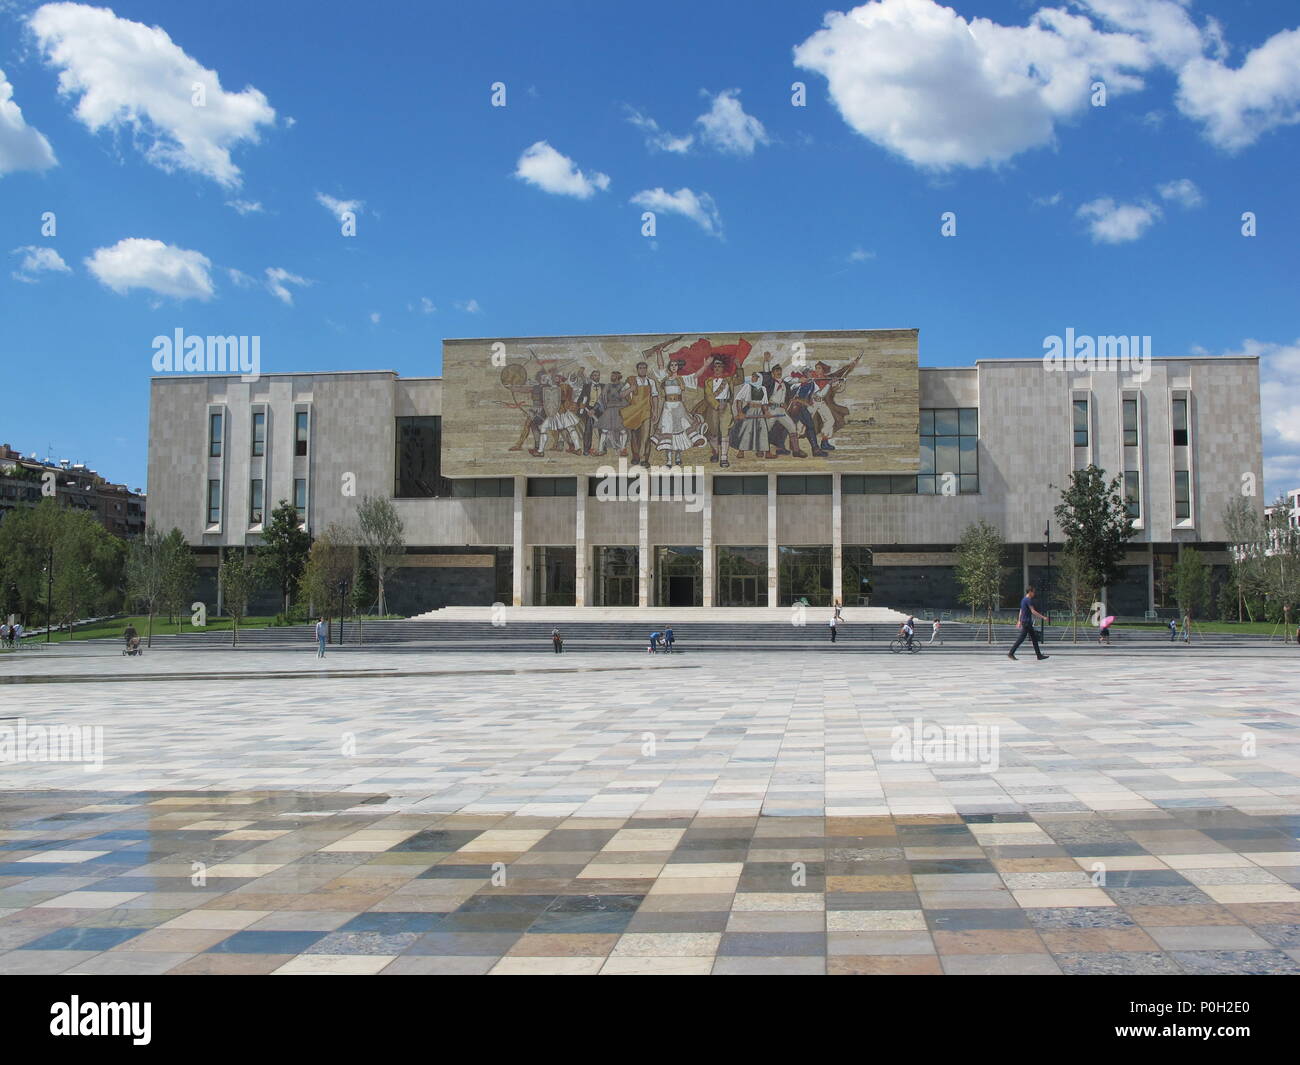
[{"left": 1, "top": 0, "right": 1297, "bottom": 496}]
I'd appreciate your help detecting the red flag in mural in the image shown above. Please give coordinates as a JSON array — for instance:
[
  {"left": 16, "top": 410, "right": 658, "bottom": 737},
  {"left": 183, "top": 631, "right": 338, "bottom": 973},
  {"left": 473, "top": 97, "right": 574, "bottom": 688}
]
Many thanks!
[{"left": 671, "top": 337, "right": 753, "bottom": 378}]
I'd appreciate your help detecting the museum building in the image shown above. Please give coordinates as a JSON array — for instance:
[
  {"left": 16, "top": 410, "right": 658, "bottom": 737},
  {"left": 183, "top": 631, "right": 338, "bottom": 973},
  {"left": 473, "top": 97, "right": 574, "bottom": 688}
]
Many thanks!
[{"left": 145, "top": 329, "right": 1262, "bottom": 616}]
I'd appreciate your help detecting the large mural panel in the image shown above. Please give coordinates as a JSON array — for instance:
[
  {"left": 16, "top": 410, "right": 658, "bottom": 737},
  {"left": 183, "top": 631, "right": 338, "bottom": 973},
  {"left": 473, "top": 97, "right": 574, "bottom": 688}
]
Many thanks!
[{"left": 440, "top": 329, "right": 919, "bottom": 476}]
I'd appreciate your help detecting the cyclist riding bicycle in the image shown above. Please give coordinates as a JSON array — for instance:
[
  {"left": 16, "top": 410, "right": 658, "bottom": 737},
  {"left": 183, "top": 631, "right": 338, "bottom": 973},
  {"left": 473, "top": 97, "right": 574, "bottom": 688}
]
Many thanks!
[{"left": 897, "top": 616, "right": 916, "bottom": 651}]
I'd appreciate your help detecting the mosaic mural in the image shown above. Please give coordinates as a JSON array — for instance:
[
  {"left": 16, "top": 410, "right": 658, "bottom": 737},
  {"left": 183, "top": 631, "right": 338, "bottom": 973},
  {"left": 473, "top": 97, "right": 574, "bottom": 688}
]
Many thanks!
[{"left": 440, "top": 329, "right": 919, "bottom": 476}]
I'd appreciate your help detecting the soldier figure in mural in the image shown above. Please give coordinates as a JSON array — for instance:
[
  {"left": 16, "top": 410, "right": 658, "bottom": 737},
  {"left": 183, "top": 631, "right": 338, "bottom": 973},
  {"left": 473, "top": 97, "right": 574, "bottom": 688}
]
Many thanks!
[
  {"left": 531, "top": 371, "right": 583, "bottom": 457},
  {"left": 761, "top": 354, "right": 807, "bottom": 458},
  {"left": 504, "top": 365, "right": 544, "bottom": 453},
  {"left": 731, "top": 371, "right": 773, "bottom": 459},
  {"left": 805, "top": 355, "right": 862, "bottom": 453},
  {"left": 594, "top": 371, "right": 628, "bottom": 456},
  {"left": 574, "top": 369, "right": 600, "bottom": 455}
]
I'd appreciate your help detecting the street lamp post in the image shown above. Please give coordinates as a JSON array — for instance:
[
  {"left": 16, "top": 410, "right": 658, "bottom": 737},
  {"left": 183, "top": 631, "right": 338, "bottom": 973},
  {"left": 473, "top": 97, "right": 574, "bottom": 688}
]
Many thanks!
[
  {"left": 1043, "top": 521, "right": 1052, "bottom": 634},
  {"left": 45, "top": 545, "right": 53, "bottom": 643},
  {"left": 336, "top": 578, "right": 349, "bottom": 645}
]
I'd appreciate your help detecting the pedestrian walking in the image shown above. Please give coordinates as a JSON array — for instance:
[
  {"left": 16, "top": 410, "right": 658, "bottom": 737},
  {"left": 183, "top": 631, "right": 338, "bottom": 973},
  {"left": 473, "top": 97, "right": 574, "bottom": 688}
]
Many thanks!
[
  {"left": 0, "top": 622, "right": 8, "bottom": 648},
  {"left": 1180, "top": 614, "right": 1191, "bottom": 643},
  {"left": 829, "top": 614, "right": 838, "bottom": 643},
  {"left": 928, "top": 617, "right": 942, "bottom": 646},
  {"left": 1007, "top": 586, "right": 1049, "bottom": 661},
  {"left": 315, "top": 616, "right": 326, "bottom": 658},
  {"left": 1168, "top": 617, "right": 1178, "bottom": 642},
  {"left": 13, "top": 621, "right": 22, "bottom": 647},
  {"left": 648, "top": 630, "right": 662, "bottom": 654},
  {"left": 552, "top": 627, "right": 563, "bottom": 653},
  {"left": 664, "top": 627, "right": 675, "bottom": 653},
  {"left": 1098, "top": 615, "right": 1115, "bottom": 645}
]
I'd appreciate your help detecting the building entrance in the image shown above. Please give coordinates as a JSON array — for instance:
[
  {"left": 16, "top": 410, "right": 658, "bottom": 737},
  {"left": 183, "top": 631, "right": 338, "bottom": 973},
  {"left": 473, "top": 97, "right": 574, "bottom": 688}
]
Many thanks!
[{"left": 654, "top": 546, "right": 702, "bottom": 607}]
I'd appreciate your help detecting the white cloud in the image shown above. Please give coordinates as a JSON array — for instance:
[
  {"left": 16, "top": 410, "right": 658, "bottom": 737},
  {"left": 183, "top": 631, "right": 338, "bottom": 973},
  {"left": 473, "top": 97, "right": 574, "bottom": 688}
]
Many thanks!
[
  {"left": 847, "top": 247, "right": 875, "bottom": 262},
  {"left": 1176, "top": 29, "right": 1300, "bottom": 151},
  {"left": 1216, "top": 338, "right": 1300, "bottom": 500},
  {"left": 1076, "top": 197, "right": 1161, "bottom": 243},
  {"left": 624, "top": 107, "right": 694, "bottom": 153},
  {"left": 630, "top": 187, "right": 722, "bottom": 237},
  {"left": 369, "top": 311, "right": 381, "bottom": 324},
  {"left": 227, "top": 267, "right": 254, "bottom": 287},
  {"left": 455, "top": 298, "right": 481, "bottom": 313},
  {"left": 514, "top": 141, "right": 610, "bottom": 198},
  {"left": 264, "top": 266, "right": 310, "bottom": 306},
  {"left": 1033, "top": 191, "right": 1064, "bottom": 208},
  {"left": 225, "top": 198, "right": 263, "bottom": 215},
  {"left": 316, "top": 191, "right": 361, "bottom": 219},
  {"left": 30, "top": 2, "right": 275, "bottom": 187},
  {"left": 11, "top": 245, "right": 69, "bottom": 282},
  {"left": 792, "top": 0, "right": 1300, "bottom": 168},
  {"left": 416, "top": 297, "right": 435, "bottom": 314},
  {"left": 695, "top": 89, "right": 769, "bottom": 155},
  {"left": 85, "top": 237, "right": 214, "bottom": 300},
  {"left": 1157, "top": 177, "right": 1203, "bottom": 208},
  {"left": 0, "top": 67, "right": 57, "bottom": 175}
]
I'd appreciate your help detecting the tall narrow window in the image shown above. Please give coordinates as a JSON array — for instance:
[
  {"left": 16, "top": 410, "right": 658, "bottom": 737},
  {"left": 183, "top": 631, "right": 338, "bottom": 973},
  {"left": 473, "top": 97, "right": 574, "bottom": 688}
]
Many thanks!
[
  {"left": 1174, "top": 470, "right": 1191, "bottom": 521},
  {"left": 295, "top": 411, "right": 309, "bottom": 457},
  {"left": 918, "top": 408, "right": 978, "bottom": 494},
  {"left": 1072, "top": 399, "right": 1089, "bottom": 448},
  {"left": 208, "top": 412, "right": 223, "bottom": 457},
  {"left": 249, "top": 478, "right": 263, "bottom": 525},
  {"left": 1123, "top": 471, "right": 1140, "bottom": 519},
  {"left": 294, "top": 478, "right": 307, "bottom": 523},
  {"left": 252, "top": 411, "right": 266, "bottom": 457},
  {"left": 1171, "top": 397, "right": 1188, "bottom": 446},
  {"left": 206, "top": 480, "right": 221, "bottom": 525},
  {"left": 1122, "top": 399, "right": 1138, "bottom": 446}
]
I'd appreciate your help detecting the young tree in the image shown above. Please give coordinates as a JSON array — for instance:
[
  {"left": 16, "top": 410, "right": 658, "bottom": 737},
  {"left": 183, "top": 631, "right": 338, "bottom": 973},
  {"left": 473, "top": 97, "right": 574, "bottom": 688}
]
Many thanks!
[
  {"left": 1054, "top": 465, "right": 1137, "bottom": 599},
  {"left": 218, "top": 548, "right": 256, "bottom": 647},
  {"left": 126, "top": 522, "right": 166, "bottom": 646},
  {"left": 298, "top": 523, "right": 357, "bottom": 628},
  {"left": 257, "top": 500, "right": 311, "bottom": 616},
  {"left": 356, "top": 496, "right": 405, "bottom": 617},
  {"left": 1053, "top": 546, "right": 1098, "bottom": 643},
  {"left": 1223, "top": 497, "right": 1265, "bottom": 622},
  {"left": 1260, "top": 497, "right": 1300, "bottom": 640},
  {"left": 160, "top": 529, "right": 197, "bottom": 633},
  {"left": 1170, "top": 547, "right": 1211, "bottom": 641},
  {"left": 955, "top": 520, "right": 1006, "bottom": 644}
]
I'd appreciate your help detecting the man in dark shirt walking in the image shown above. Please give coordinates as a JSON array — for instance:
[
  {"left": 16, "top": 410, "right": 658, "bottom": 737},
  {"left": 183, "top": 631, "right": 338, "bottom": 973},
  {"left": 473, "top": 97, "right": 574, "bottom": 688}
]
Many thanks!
[{"left": 1008, "top": 586, "right": 1049, "bottom": 661}]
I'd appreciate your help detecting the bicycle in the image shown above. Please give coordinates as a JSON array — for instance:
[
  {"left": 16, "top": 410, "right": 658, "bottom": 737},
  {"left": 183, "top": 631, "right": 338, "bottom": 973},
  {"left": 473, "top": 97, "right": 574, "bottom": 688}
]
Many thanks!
[{"left": 889, "top": 636, "right": 921, "bottom": 654}]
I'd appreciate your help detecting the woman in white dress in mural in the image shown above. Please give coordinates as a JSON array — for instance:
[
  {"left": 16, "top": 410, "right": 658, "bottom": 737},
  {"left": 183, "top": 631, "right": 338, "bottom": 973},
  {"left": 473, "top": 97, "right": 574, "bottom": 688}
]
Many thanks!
[{"left": 650, "top": 357, "right": 707, "bottom": 466}]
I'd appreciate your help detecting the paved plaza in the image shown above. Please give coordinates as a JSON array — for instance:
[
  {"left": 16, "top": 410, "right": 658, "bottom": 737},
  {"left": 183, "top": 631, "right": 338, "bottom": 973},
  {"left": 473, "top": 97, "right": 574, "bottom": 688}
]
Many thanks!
[{"left": 0, "top": 646, "right": 1298, "bottom": 974}]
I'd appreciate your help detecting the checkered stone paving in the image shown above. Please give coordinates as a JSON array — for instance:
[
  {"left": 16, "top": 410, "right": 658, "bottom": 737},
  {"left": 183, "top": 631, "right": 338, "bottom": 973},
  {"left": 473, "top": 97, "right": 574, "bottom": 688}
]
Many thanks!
[{"left": 1, "top": 647, "right": 1298, "bottom": 973}]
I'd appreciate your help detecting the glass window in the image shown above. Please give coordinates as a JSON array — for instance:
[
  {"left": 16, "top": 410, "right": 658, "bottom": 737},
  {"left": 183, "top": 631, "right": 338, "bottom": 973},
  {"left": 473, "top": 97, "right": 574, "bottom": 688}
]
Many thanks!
[
  {"left": 249, "top": 479, "right": 263, "bottom": 525},
  {"left": 395, "top": 416, "right": 449, "bottom": 497},
  {"left": 208, "top": 412, "right": 223, "bottom": 457},
  {"left": 1174, "top": 470, "right": 1190, "bottom": 521},
  {"left": 777, "top": 545, "right": 832, "bottom": 607},
  {"left": 457, "top": 478, "right": 514, "bottom": 498},
  {"left": 777, "top": 475, "right": 831, "bottom": 495},
  {"left": 206, "top": 480, "right": 221, "bottom": 525},
  {"left": 295, "top": 411, "right": 309, "bottom": 456},
  {"left": 890, "top": 475, "right": 917, "bottom": 494},
  {"left": 919, "top": 408, "right": 978, "bottom": 493},
  {"left": 842, "top": 545, "right": 873, "bottom": 603},
  {"left": 526, "top": 478, "right": 577, "bottom": 497},
  {"left": 251, "top": 411, "right": 266, "bottom": 457},
  {"left": 294, "top": 478, "right": 306, "bottom": 522},
  {"left": 1073, "top": 399, "right": 1089, "bottom": 447},
  {"left": 1122, "top": 398, "right": 1138, "bottom": 447},
  {"left": 713, "top": 475, "right": 766, "bottom": 496},
  {"left": 1172, "top": 397, "right": 1188, "bottom": 446},
  {"left": 1123, "top": 471, "right": 1140, "bottom": 519}
]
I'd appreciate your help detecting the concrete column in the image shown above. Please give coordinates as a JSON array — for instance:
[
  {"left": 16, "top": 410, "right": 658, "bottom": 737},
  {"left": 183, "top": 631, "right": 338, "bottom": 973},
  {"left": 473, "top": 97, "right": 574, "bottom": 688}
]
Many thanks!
[
  {"left": 832, "top": 473, "right": 843, "bottom": 605},
  {"left": 1022, "top": 542, "right": 1030, "bottom": 591},
  {"left": 512, "top": 475, "right": 525, "bottom": 606},
  {"left": 575, "top": 490, "right": 586, "bottom": 607},
  {"left": 1148, "top": 542, "right": 1155, "bottom": 614},
  {"left": 767, "top": 473, "right": 778, "bottom": 607},
  {"left": 639, "top": 494, "right": 650, "bottom": 607},
  {"left": 702, "top": 472, "right": 713, "bottom": 607}
]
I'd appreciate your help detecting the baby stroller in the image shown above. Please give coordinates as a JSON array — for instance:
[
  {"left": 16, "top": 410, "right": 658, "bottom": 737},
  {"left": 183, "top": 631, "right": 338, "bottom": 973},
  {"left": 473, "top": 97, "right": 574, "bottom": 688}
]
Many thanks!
[{"left": 123, "top": 633, "right": 143, "bottom": 656}]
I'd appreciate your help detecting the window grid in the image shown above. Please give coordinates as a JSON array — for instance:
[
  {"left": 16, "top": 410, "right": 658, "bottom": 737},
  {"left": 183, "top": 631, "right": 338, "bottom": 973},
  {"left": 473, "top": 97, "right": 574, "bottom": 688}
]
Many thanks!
[{"left": 919, "top": 407, "right": 978, "bottom": 495}]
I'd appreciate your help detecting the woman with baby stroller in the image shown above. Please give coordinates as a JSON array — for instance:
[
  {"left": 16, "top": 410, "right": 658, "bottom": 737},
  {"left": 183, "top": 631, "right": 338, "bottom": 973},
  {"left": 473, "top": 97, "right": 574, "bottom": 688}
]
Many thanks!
[{"left": 123, "top": 623, "right": 143, "bottom": 656}]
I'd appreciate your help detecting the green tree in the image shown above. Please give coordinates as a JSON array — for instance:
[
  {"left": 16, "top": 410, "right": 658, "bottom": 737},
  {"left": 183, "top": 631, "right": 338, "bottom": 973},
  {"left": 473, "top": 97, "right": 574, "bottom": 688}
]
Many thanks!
[
  {"left": 160, "top": 529, "right": 197, "bottom": 633},
  {"left": 1261, "top": 497, "right": 1300, "bottom": 640},
  {"left": 356, "top": 496, "right": 405, "bottom": 617},
  {"left": 126, "top": 522, "right": 166, "bottom": 645},
  {"left": 1054, "top": 465, "right": 1137, "bottom": 597},
  {"left": 956, "top": 520, "right": 1006, "bottom": 644},
  {"left": 1170, "top": 547, "right": 1212, "bottom": 641},
  {"left": 218, "top": 548, "right": 256, "bottom": 647},
  {"left": 1053, "top": 546, "right": 1098, "bottom": 643},
  {"left": 257, "top": 500, "right": 311, "bottom": 615}
]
